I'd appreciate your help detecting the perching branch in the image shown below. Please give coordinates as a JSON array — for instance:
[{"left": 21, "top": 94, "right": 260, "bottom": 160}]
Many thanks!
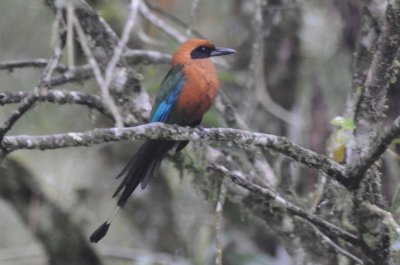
[{"left": 2, "top": 123, "right": 346, "bottom": 182}]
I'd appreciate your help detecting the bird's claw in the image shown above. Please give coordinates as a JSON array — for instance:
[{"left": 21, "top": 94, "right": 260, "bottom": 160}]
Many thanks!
[{"left": 195, "top": 125, "right": 205, "bottom": 132}]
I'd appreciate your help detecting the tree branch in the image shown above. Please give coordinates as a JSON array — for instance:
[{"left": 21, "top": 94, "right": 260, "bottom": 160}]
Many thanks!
[
  {"left": 0, "top": 50, "right": 170, "bottom": 74},
  {"left": 207, "top": 164, "right": 360, "bottom": 246},
  {"left": 143, "top": 0, "right": 205, "bottom": 38},
  {"left": 139, "top": 0, "right": 186, "bottom": 43},
  {"left": 124, "top": 49, "right": 171, "bottom": 65},
  {"left": 346, "top": 116, "right": 400, "bottom": 180},
  {"left": 0, "top": 59, "right": 68, "bottom": 72},
  {"left": 47, "top": 64, "right": 93, "bottom": 87},
  {"left": 1, "top": 123, "right": 346, "bottom": 182},
  {"left": 0, "top": 26, "right": 65, "bottom": 143},
  {"left": 352, "top": 1, "right": 400, "bottom": 158},
  {"left": 0, "top": 90, "right": 112, "bottom": 119}
]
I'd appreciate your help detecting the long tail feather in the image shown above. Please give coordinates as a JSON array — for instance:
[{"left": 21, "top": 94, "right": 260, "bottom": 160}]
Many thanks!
[
  {"left": 113, "top": 140, "right": 175, "bottom": 207},
  {"left": 89, "top": 207, "right": 120, "bottom": 243},
  {"left": 90, "top": 139, "right": 175, "bottom": 243}
]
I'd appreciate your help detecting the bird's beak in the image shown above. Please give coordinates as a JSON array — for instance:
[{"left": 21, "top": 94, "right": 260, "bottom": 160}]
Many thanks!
[{"left": 210, "top": 47, "right": 237, "bottom": 57}]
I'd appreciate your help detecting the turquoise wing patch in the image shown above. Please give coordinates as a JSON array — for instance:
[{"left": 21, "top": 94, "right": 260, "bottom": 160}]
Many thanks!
[{"left": 150, "top": 65, "right": 185, "bottom": 123}]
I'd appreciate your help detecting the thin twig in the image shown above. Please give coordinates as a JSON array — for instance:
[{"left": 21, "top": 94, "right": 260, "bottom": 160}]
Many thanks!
[
  {"left": 124, "top": 49, "right": 171, "bottom": 65},
  {"left": 73, "top": 0, "right": 140, "bottom": 128},
  {"left": 243, "top": 0, "right": 263, "bottom": 121},
  {"left": 0, "top": 22, "right": 65, "bottom": 142},
  {"left": 0, "top": 90, "right": 112, "bottom": 119},
  {"left": 308, "top": 222, "right": 363, "bottom": 264},
  {"left": 72, "top": 12, "right": 123, "bottom": 127},
  {"left": 0, "top": 48, "right": 170, "bottom": 73},
  {"left": 72, "top": 17, "right": 105, "bottom": 88},
  {"left": 102, "top": 0, "right": 140, "bottom": 127},
  {"left": 208, "top": 164, "right": 360, "bottom": 246},
  {"left": 187, "top": 0, "right": 201, "bottom": 36},
  {"left": 47, "top": 64, "right": 93, "bottom": 87},
  {"left": 144, "top": 0, "right": 205, "bottom": 38},
  {"left": 215, "top": 92, "right": 278, "bottom": 185},
  {"left": 214, "top": 176, "right": 228, "bottom": 265},
  {"left": 0, "top": 59, "right": 68, "bottom": 72},
  {"left": 249, "top": 0, "right": 297, "bottom": 126},
  {"left": 66, "top": 0, "right": 75, "bottom": 69},
  {"left": 139, "top": 0, "right": 186, "bottom": 43}
]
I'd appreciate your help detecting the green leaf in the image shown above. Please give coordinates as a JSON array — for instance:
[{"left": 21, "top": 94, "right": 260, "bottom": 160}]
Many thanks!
[
  {"left": 342, "top": 117, "right": 355, "bottom": 130},
  {"left": 330, "top": 116, "right": 354, "bottom": 130}
]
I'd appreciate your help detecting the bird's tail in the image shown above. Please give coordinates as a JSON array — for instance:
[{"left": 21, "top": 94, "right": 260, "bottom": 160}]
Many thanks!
[
  {"left": 113, "top": 140, "right": 175, "bottom": 207},
  {"left": 90, "top": 140, "right": 175, "bottom": 243}
]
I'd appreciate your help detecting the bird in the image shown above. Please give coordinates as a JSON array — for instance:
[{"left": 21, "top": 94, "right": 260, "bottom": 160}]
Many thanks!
[{"left": 90, "top": 39, "right": 236, "bottom": 243}]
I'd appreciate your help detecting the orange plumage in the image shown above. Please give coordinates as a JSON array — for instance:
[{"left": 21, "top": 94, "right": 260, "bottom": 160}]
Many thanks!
[
  {"left": 90, "top": 39, "right": 236, "bottom": 243},
  {"left": 172, "top": 40, "right": 219, "bottom": 121}
]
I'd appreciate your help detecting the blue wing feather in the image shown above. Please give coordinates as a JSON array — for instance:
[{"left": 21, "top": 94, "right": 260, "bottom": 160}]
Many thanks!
[{"left": 150, "top": 65, "right": 185, "bottom": 123}]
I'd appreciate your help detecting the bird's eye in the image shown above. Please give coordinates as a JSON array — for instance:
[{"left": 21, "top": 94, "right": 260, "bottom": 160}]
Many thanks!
[{"left": 191, "top": 45, "right": 213, "bottom": 59}]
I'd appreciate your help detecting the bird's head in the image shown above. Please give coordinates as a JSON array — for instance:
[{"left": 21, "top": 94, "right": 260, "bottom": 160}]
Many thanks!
[{"left": 172, "top": 39, "right": 236, "bottom": 65}]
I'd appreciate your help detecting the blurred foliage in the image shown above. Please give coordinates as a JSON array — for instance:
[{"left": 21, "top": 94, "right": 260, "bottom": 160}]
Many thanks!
[{"left": 326, "top": 116, "right": 354, "bottom": 163}]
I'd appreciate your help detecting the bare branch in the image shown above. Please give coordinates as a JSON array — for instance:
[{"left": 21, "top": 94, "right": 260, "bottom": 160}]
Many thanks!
[
  {"left": 139, "top": 0, "right": 186, "bottom": 43},
  {"left": 47, "top": 64, "right": 93, "bottom": 87},
  {"left": 0, "top": 59, "right": 68, "bottom": 72},
  {"left": 0, "top": 24, "right": 65, "bottom": 142},
  {"left": 308, "top": 222, "right": 363, "bottom": 264},
  {"left": 208, "top": 164, "right": 360, "bottom": 246},
  {"left": 72, "top": 16, "right": 121, "bottom": 123},
  {"left": 0, "top": 90, "right": 112, "bottom": 119},
  {"left": 143, "top": 0, "right": 205, "bottom": 38},
  {"left": 352, "top": 2, "right": 400, "bottom": 158},
  {"left": 101, "top": 0, "right": 140, "bottom": 127},
  {"left": 124, "top": 49, "right": 171, "bottom": 65},
  {"left": 214, "top": 177, "right": 227, "bottom": 265},
  {"left": 62, "top": 0, "right": 148, "bottom": 124},
  {"left": 2, "top": 123, "right": 346, "bottom": 183},
  {"left": 0, "top": 48, "right": 171, "bottom": 73},
  {"left": 346, "top": 116, "right": 400, "bottom": 180},
  {"left": 66, "top": 0, "right": 75, "bottom": 69},
  {"left": 187, "top": 0, "right": 201, "bottom": 36}
]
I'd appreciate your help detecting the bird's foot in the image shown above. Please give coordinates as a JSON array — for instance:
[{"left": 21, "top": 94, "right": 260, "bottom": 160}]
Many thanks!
[
  {"left": 172, "top": 124, "right": 180, "bottom": 130},
  {"left": 195, "top": 124, "right": 205, "bottom": 132}
]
